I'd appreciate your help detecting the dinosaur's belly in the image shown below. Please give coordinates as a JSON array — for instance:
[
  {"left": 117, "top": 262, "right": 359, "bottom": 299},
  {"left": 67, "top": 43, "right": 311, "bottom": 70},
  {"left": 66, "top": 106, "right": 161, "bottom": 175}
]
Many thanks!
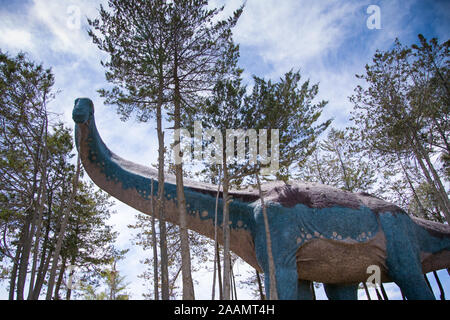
[{"left": 296, "top": 230, "right": 389, "bottom": 284}]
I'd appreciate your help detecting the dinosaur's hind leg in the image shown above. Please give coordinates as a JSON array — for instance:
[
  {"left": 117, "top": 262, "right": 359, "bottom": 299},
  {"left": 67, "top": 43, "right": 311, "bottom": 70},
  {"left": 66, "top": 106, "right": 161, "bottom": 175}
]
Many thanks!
[
  {"left": 380, "top": 214, "right": 435, "bottom": 300},
  {"left": 297, "top": 280, "right": 314, "bottom": 300},
  {"left": 387, "top": 258, "right": 435, "bottom": 300},
  {"left": 324, "top": 283, "right": 358, "bottom": 300},
  {"left": 391, "top": 273, "right": 434, "bottom": 300}
]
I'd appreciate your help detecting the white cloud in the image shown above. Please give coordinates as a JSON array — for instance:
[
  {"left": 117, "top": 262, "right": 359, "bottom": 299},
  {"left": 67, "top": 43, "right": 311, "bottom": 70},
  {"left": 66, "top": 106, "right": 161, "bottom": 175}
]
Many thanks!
[
  {"left": 234, "top": 0, "right": 359, "bottom": 67},
  {"left": 0, "top": 28, "right": 34, "bottom": 50}
]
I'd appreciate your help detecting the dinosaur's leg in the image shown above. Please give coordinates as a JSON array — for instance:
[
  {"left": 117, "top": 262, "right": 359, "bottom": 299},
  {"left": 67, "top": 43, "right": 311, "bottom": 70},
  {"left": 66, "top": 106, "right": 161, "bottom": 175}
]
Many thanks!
[
  {"left": 272, "top": 266, "right": 299, "bottom": 300},
  {"left": 297, "top": 280, "right": 314, "bottom": 300},
  {"left": 392, "top": 274, "right": 435, "bottom": 300},
  {"left": 387, "top": 263, "right": 435, "bottom": 300},
  {"left": 263, "top": 264, "right": 311, "bottom": 299},
  {"left": 324, "top": 283, "right": 358, "bottom": 300},
  {"left": 380, "top": 214, "right": 435, "bottom": 300}
]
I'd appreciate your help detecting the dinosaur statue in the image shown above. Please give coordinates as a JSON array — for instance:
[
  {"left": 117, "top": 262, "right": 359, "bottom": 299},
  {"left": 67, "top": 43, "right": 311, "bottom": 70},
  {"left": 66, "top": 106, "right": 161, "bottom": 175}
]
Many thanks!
[{"left": 73, "top": 97, "right": 450, "bottom": 300}]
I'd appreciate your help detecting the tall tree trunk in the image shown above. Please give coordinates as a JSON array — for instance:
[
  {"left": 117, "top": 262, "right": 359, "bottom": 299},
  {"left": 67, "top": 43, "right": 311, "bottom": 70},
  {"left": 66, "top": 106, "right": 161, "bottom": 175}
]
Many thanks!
[
  {"left": 65, "top": 254, "right": 77, "bottom": 300},
  {"left": 230, "top": 259, "right": 237, "bottom": 300},
  {"left": 411, "top": 133, "right": 450, "bottom": 223},
  {"left": 222, "top": 159, "right": 231, "bottom": 300},
  {"left": 32, "top": 193, "right": 53, "bottom": 299},
  {"left": 255, "top": 174, "right": 278, "bottom": 300},
  {"left": 256, "top": 270, "right": 265, "bottom": 300},
  {"left": 17, "top": 108, "right": 48, "bottom": 300},
  {"left": 8, "top": 243, "right": 22, "bottom": 300},
  {"left": 16, "top": 163, "right": 40, "bottom": 300},
  {"left": 28, "top": 139, "right": 48, "bottom": 299},
  {"left": 156, "top": 81, "right": 170, "bottom": 300},
  {"left": 150, "top": 178, "right": 159, "bottom": 300},
  {"left": 212, "top": 168, "right": 222, "bottom": 300},
  {"left": 398, "top": 157, "right": 427, "bottom": 217},
  {"left": 216, "top": 243, "right": 223, "bottom": 300},
  {"left": 110, "top": 260, "right": 117, "bottom": 300},
  {"left": 45, "top": 156, "right": 81, "bottom": 300},
  {"left": 54, "top": 256, "right": 67, "bottom": 300},
  {"left": 173, "top": 53, "right": 195, "bottom": 300},
  {"left": 32, "top": 245, "right": 52, "bottom": 300}
]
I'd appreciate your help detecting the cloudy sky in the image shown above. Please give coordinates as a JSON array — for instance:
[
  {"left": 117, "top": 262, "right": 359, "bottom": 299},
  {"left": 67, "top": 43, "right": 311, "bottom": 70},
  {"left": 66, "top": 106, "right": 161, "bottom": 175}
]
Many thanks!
[{"left": 0, "top": 0, "right": 449, "bottom": 300}]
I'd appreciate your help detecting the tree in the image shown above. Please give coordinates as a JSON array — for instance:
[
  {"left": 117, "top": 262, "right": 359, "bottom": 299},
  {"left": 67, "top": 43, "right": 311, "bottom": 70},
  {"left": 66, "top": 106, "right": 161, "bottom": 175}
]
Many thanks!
[
  {"left": 300, "top": 128, "right": 377, "bottom": 193},
  {"left": 193, "top": 40, "right": 246, "bottom": 300},
  {"left": 79, "top": 250, "right": 130, "bottom": 300},
  {"left": 167, "top": 0, "right": 242, "bottom": 300},
  {"left": 0, "top": 51, "right": 120, "bottom": 299},
  {"left": 45, "top": 155, "right": 81, "bottom": 300},
  {"left": 58, "top": 180, "right": 119, "bottom": 300},
  {"left": 88, "top": 0, "right": 243, "bottom": 300},
  {"left": 242, "top": 70, "right": 332, "bottom": 180},
  {"left": 350, "top": 35, "right": 450, "bottom": 222},
  {"left": 88, "top": 0, "right": 174, "bottom": 300},
  {"left": 193, "top": 68, "right": 331, "bottom": 299},
  {"left": 0, "top": 50, "right": 55, "bottom": 299},
  {"left": 240, "top": 70, "right": 331, "bottom": 299}
]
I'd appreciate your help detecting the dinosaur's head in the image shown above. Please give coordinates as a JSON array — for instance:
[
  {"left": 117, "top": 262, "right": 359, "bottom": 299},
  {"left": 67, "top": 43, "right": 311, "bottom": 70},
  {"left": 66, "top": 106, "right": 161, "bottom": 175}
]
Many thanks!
[{"left": 72, "top": 98, "right": 94, "bottom": 124}]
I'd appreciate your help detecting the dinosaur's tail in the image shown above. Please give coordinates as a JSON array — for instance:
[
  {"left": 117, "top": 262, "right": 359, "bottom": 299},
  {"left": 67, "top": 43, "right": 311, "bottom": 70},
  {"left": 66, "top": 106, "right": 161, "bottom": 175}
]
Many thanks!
[{"left": 411, "top": 217, "right": 450, "bottom": 273}]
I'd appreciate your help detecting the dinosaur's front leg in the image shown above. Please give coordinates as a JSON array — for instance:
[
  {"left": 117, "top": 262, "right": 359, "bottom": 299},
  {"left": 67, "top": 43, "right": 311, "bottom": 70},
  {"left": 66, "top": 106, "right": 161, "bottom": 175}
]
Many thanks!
[
  {"left": 273, "top": 266, "right": 300, "bottom": 300},
  {"left": 254, "top": 202, "right": 314, "bottom": 299},
  {"left": 262, "top": 261, "right": 314, "bottom": 299},
  {"left": 256, "top": 231, "right": 312, "bottom": 299}
]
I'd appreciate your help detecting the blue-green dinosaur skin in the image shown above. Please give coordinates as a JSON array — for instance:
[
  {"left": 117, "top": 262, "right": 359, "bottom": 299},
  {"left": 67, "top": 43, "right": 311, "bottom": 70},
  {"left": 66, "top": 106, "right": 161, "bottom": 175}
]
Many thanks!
[{"left": 73, "top": 98, "right": 450, "bottom": 300}]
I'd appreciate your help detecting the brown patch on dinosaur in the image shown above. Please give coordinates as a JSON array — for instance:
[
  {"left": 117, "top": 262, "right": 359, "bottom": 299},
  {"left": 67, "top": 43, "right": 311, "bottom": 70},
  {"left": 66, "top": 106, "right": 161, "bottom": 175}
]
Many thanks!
[
  {"left": 296, "top": 230, "right": 390, "bottom": 284},
  {"left": 264, "top": 183, "right": 406, "bottom": 215}
]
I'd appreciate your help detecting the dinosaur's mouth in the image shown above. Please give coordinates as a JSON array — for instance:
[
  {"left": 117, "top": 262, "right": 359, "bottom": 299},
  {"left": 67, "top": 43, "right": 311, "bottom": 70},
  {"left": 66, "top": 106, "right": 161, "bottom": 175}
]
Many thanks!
[
  {"left": 72, "top": 98, "right": 93, "bottom": 124},
  {"left": 72, "top": 110, "right": 89, "bottom": 123}
]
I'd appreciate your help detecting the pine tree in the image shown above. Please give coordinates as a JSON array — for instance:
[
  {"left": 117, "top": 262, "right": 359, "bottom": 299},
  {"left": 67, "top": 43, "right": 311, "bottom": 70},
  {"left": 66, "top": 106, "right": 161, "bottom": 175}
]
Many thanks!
[
  {"left": 88, "top": 0, "right": 243, "bottom": 300},
  {"left": 0, "top": 50, "right": 55, "bottom": 300},
  {"left": 240, "top": 70, "right": 331, "bottom": 299},
  {"left": 300, "top": 128, "right": 377, "bottom": 193},
  {"left": 350, "top": 35, "right": 450, "bottom": 222},
  {"left": 193, "top": 40, "right": 246, "bottom": 300},
  {"left": 79, "top": 250, "right": 130, "bottom": 300}
]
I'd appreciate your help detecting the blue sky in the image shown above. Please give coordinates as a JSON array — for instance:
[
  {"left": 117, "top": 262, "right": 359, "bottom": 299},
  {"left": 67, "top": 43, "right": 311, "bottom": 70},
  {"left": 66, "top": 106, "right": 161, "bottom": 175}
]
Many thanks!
[{"left": 0, "top": 0, "right": 449, "bottom": 300}]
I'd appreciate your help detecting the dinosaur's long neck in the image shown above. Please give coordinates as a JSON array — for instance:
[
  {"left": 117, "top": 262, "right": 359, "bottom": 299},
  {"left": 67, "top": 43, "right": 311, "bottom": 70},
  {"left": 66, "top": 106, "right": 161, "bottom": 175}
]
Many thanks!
[{"left": 75, "top": 117, "right": 260, "bottom": 271}]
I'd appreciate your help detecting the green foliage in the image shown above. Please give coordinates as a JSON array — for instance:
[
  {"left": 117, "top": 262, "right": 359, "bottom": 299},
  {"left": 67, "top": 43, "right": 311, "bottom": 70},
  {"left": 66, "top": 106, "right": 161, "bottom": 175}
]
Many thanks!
[
  {"left": 300, "top": 128, "right": 377, "bottom": 193},
  {"left": 0, "top": 50, "right": 120, "bottom": 299},
  {"left": 88, "top": 0, "right": 243, "bottom": 123},
  {"left": 350, "top": 35, "right": 449, "bottom": 221},
  {"left": 242, "top": 70, "right": 332, "bottom": 181},
  {"left": 79, "top": 252, "right": 130, "bottom": 300}
]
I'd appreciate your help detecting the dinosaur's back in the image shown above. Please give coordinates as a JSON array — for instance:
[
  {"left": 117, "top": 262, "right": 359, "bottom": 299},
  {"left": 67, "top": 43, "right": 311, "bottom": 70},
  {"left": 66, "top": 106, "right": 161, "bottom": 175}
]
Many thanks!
[{"left": 262, "top": 181, "right": 406, "bottom": 215}]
